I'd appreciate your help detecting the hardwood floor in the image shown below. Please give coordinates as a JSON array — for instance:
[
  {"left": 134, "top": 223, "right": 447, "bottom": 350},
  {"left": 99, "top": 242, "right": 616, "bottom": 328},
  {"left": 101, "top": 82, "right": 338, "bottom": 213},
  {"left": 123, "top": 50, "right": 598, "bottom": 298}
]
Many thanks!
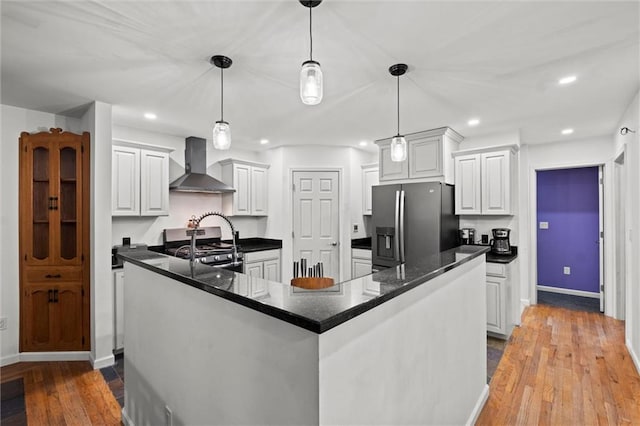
[
  {"left": 477, "top": 304, "right": 640, "bottom": 425},
  {"left": 2, "top": 304, "right": 639, "bottom": 425},
  {"left": 1, "top": 361, "right": 121, "bottom": 425}
]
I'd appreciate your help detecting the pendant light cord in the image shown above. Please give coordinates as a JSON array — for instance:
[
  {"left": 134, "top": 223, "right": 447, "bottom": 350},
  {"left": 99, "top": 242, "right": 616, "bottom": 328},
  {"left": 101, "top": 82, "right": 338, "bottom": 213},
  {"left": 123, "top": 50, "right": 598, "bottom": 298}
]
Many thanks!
[
  {"left": 220, "top": 67, "right": 224, "bottom": 122},
  {"left": 309, "top": 6, "right": 313, "bottom": 61},
  {"left": 396, "top": 74, "right": 400, "bottom": 136}
]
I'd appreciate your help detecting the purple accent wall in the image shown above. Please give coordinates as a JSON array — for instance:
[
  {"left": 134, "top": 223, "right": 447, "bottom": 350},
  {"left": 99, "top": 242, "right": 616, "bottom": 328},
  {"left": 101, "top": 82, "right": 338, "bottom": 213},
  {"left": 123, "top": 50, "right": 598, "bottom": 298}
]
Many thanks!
[{"left": 537, "top": 167, "right": 600, "bottom": 293}]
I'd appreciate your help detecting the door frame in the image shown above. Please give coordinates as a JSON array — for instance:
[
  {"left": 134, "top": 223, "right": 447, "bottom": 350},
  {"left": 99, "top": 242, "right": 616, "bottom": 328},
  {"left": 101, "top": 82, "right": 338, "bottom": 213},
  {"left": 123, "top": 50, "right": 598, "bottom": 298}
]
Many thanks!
[
  {"left": 528, "top": 160, "right": 615, "bottom": 316},
  {"left": 288, "top": 168, "right": 344, "bottom": 282},
  {"left": 614, "top": 148, "right": 630, "bottom": 323}
]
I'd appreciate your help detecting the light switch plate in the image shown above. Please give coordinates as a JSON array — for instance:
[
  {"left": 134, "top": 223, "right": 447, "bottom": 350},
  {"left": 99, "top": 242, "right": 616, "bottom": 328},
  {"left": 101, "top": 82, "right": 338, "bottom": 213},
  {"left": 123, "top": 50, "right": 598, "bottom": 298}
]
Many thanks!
[
  {"left": 353, "top": 224, "right": 358, "bottom": 233},
  {"left": 539, "top": 221, "right": 549, "bottom": 229},
  {"left": 563, "top": 266, "right": 571, "bottom": 275}
]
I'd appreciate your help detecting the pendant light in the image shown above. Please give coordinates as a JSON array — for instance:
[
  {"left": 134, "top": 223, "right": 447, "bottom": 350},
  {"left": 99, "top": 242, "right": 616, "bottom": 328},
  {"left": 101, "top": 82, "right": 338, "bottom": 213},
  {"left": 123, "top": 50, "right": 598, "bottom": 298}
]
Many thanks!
[
  {"left": 299, "top": 0, "right": 323, "bottom": 105},
  {"left": 211, "top": 55, "right": 233, "bottom": 150},
  {"left": 389, "top": 63, "right": 408, "bottom": 162}
]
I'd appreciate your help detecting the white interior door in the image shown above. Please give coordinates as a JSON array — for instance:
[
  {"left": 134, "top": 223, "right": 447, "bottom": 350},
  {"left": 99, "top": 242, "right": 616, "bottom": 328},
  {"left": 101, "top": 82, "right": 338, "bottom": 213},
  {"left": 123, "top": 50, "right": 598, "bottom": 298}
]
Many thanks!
[{"left": 292, "top": 170, "right": 340, "bottom": 280}]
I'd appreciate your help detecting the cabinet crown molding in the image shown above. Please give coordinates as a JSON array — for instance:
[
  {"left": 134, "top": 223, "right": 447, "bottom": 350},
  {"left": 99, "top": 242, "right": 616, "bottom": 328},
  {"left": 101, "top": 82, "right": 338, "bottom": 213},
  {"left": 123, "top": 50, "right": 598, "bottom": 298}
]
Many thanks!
[
  {"left": 112, "top": 138, "right": 175, "bottom": 152},
  {"left": 218, "top": 158, "right": 270, "bottom": 169},
  {"left": 374, "top": 126, "right": 464, "bottom": 146},
  {"left": 452, "top": 143, "right": 519, "bottom": 157}
]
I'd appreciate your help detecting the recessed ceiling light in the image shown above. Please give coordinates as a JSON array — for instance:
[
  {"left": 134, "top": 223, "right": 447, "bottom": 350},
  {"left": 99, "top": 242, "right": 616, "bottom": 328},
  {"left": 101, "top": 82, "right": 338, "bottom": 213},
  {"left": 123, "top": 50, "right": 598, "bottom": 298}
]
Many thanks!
[
  {"left": 558, "top": 75, "right": 577, "bottom": 85},
  {"left": 260, "top": 139, "right": 269, "bottom": 145},
  {"left": 561, "top": 128, "right": 574, "bottom": 135},
  {"left": 467, "top": 118, "right": 480, "bottom": 126},
  {"left": 144, "top": 112, "right": 157, "bottom": 120},
  {"left": 359, "top": 141, "right": 368, "bottom": 146}
]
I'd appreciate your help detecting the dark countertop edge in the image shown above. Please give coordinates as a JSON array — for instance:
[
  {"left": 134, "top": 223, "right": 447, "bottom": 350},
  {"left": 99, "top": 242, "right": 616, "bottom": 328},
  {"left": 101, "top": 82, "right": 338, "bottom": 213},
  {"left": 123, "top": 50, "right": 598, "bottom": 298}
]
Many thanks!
[
  {"left": 351, "top": 237, "right": 372, "bottom": 250},
  {"left": 119, "top": 246, "right": 489, "bottom": 334},
  {"left": 484, "top": 246, "right": 518, "bottom": 264},
  {"left": 233, "top": 238, "right": 282, "bottom": 253}
]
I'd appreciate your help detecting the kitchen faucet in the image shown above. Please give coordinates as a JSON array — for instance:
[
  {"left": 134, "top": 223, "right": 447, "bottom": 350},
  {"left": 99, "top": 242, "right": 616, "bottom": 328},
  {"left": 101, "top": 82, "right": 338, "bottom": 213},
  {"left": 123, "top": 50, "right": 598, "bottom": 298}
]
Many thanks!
[{"left": 186, "top": 211, "right": 239, "bottom": 266}]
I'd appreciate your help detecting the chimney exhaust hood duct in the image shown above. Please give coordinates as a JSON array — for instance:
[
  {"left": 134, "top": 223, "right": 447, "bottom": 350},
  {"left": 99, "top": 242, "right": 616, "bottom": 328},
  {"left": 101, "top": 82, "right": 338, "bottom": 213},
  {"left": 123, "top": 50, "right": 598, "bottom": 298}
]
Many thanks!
[{"left": 169, "top": 136, "right": 235, "bottom": 194}]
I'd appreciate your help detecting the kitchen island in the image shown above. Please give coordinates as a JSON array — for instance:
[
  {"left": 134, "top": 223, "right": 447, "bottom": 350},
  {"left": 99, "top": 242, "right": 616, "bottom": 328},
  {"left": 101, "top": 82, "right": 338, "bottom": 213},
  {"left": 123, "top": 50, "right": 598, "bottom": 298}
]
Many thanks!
[{"left": 119, "top": 245, "right": 490, "bottom": 426}]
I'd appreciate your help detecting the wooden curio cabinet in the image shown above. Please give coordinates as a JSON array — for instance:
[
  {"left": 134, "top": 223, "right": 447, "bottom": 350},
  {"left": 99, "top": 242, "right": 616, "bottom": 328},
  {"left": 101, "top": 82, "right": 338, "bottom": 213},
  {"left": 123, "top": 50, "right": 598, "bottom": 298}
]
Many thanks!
[{"left": 19, "top": 128, "right": 90, "bottom": 352}]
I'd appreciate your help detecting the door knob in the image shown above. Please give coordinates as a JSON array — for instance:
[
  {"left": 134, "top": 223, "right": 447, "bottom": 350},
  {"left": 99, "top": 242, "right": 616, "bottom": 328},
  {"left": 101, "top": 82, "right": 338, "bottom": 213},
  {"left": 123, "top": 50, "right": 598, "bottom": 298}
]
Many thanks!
[{"left": 330, "top": 241, "right": 338, "bottom": 246}]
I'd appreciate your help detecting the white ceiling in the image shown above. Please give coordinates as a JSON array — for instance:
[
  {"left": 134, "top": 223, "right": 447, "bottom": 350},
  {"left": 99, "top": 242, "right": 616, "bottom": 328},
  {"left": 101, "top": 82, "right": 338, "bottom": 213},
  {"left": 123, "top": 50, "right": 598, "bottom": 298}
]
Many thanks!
[{"left": 2, "top": 1, "right": 638, "bottom": 151}]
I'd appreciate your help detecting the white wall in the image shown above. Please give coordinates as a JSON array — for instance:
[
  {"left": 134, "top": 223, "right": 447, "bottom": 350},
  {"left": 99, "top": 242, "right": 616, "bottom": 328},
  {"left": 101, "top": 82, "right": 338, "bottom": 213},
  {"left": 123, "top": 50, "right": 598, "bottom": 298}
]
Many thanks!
[
  {"left": 261, "top": 145, "right": 376, "bottom": 283},
  {"left": 111, "top": 125, "right": 265, "bottom": 245},
  {"left": 520, "top": 136, "right": 616, "bottom": 316},
  {"left": 614, "top": 92, "right": 640, "bottom": 373},
  {"left": 82, "top": 101, "right": 115, "bottom": 369},
  {"left": 0, "top": 104, "right": 82, "bottom": 365}
]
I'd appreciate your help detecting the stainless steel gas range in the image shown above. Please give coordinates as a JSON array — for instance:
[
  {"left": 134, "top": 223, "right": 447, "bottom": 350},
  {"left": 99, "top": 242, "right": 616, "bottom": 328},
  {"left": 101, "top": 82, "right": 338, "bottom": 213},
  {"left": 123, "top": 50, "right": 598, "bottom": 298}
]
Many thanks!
[{"left": 162, "top": 226, "right": 243, "bottom": 272}]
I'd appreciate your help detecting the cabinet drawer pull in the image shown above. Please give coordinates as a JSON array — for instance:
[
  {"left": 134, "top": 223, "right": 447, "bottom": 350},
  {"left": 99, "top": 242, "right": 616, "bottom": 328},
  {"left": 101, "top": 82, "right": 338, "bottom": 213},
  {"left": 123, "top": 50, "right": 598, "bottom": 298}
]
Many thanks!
[
  {"left": 53, "top": 289, "right": 59, "bottom": 303},
  {"left": 48, "top": 289, "right": 54, "bottom": 303},
  {"left": 45, "top": 274, "right": 62, "bottom": 279}
]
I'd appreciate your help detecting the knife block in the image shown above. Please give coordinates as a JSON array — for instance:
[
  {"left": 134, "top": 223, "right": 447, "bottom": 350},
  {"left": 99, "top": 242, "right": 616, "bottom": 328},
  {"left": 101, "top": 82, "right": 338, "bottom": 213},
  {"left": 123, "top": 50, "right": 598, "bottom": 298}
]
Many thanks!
[{"left": 290, "top": 277, "right": 335, "bottom": 290}]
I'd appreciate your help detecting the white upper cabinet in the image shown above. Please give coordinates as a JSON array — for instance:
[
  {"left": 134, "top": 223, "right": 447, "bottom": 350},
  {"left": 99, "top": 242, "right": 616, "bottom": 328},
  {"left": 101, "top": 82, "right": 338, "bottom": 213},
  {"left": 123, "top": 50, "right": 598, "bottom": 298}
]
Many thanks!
[
  {"left": 112, "top": 141, "right": 172, "bottom": 216},
  {"left": 375, "top": 127, "right": 463, "bottom": 184},
  {"left": 219, "top": 159, "right": 270, "bottom": 216},
  {"left": 361, "top": 164, "right": 379, "bottom": 215},
  {"left": 452, "top": 145, "right": 517, "bottom": 215}
]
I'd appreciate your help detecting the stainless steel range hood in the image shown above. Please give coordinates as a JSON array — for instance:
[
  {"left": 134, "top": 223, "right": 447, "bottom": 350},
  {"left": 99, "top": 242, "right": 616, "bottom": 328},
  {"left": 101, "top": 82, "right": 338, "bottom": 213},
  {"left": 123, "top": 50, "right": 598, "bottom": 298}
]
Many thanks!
[{"left": 169, "top": 136, "right": 235, "bottom": 194}]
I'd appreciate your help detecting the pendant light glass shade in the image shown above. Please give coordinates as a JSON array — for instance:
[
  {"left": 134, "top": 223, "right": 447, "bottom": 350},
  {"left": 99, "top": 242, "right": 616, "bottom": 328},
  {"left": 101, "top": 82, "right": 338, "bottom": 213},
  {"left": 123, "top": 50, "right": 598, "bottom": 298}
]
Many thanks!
[
  {"left": 300, "top": 60, "right": 323, "bottom": 105},
  {"left": 390, "top": 135, "right": 407, "bottom": 162},
  {"left": 213, "top": 120, "right": 231, "bottom": 150}
]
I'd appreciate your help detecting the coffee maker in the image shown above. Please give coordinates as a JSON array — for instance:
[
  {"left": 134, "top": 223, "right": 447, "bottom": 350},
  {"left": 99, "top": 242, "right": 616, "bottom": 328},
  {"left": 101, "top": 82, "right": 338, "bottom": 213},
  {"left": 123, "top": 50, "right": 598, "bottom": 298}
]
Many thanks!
[
  {"left": 490, "top": 228, "right": 512, "bottom": 255},
  {"left": 459, "top": 228, "right": 476, "bottom": 245}
]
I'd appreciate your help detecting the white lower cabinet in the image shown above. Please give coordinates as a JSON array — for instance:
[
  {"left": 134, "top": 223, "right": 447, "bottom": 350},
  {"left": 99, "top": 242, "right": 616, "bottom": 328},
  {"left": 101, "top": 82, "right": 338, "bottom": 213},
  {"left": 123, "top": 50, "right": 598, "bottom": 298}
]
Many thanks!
[
  {"left": 243, "top": 249, "right": 281, "bottom": 282},
  {"left": 113, "top": 269, "right": 125, "bottom": 351},
  {"left": 486, "top": 261, "right": 517, "bottom": 338},
  {"left": 351, "top": 248, "right": 372, "bottom": 279}
]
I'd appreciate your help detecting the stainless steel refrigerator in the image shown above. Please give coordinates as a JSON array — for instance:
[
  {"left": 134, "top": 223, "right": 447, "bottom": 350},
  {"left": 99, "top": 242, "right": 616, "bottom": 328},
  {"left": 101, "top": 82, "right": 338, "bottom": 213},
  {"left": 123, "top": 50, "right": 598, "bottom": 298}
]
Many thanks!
[{"left": 372, "top": 182, "right": 459, "bottom": 270}]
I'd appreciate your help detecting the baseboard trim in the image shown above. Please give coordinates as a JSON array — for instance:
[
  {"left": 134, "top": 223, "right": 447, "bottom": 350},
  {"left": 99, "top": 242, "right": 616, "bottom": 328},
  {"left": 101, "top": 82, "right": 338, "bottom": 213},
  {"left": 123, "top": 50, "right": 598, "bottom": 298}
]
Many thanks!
[
  {"left": 465, "top": 384, "right": 490, "bottom": 426},
  {"left": 627, "top": 338, "right": 640, "bottom": 375},
  {"left": 520, "top": 298, "right": 530, "bottom": 316},
  {"left": 537, "top": 285, "right": 600, "bottom": 299},
  {"left": 122, "top": 407, "right": 134, "bottom": 426},
  {"left": 19, "top": 351, "right": 91, "bottom": 363},
  {"left": 91, "top": 353, "right": 115, "bottom": 370},
  {"left": 1, "top": 354, "right": 20, "bottom": 367}
]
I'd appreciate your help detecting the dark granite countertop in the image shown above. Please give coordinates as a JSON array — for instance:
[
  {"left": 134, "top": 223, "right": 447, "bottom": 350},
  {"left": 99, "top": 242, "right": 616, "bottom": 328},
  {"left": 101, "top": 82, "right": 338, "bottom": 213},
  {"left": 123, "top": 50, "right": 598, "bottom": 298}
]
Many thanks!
[
  {"left": 480, "top": 245, "right": 518, "bottom": 264},
  {"left": 118, "top": 245, "right": 489, "bottom": 334},
  {"left": 233, "top": 238, "right": 282, "bottom": 253},
  {"left": 351, "top": 237, "right": 372, "bottom": 250}
]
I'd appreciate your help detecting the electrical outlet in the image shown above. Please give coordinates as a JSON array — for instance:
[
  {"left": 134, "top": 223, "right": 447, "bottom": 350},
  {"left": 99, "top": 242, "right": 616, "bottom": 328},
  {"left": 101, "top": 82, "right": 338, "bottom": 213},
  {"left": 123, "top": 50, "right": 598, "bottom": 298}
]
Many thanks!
[
  {"left": 563, "top": 266, "right": 571, "bottom": 275},
  {"left": 0, "top": 317, "right": 7, "bottom": 331},
  {"left": 353, "top": 224, "right": 359, "bottom": 233},
  {"left": 539, "top": 221, "right": 549, "bottom": 229},
  {"left": 165, "top": 405, "right": 173, "bottom": 426}
]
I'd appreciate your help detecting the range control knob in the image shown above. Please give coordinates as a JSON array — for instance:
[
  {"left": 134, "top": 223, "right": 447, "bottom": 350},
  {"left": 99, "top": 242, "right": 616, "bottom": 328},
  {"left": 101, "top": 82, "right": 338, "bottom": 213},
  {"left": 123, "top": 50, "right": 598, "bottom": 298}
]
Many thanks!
[
  {"left": 214, "top": 255, "right": 220, "bottom": 261},
  {"left": 227, "top": 254, "right": 232, "bottom": 259}
]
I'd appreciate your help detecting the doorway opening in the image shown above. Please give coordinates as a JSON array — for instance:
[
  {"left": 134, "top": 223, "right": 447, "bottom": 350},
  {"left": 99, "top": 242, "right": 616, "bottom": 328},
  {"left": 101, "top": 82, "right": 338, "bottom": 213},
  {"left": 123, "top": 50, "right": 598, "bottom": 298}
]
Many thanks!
[{"left": 535, "top": 166, "right": 603, "bottom": 313}]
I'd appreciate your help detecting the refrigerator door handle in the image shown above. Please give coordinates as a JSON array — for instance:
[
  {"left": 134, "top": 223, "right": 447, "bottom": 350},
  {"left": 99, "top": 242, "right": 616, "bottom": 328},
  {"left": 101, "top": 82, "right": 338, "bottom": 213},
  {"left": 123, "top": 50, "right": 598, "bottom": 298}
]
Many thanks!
[
  {"left": 399, "top": 189, "right": 405, "bottom": 262},
  {"left": 394, "top": 190, "right": 400, "bottom": 261}
]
